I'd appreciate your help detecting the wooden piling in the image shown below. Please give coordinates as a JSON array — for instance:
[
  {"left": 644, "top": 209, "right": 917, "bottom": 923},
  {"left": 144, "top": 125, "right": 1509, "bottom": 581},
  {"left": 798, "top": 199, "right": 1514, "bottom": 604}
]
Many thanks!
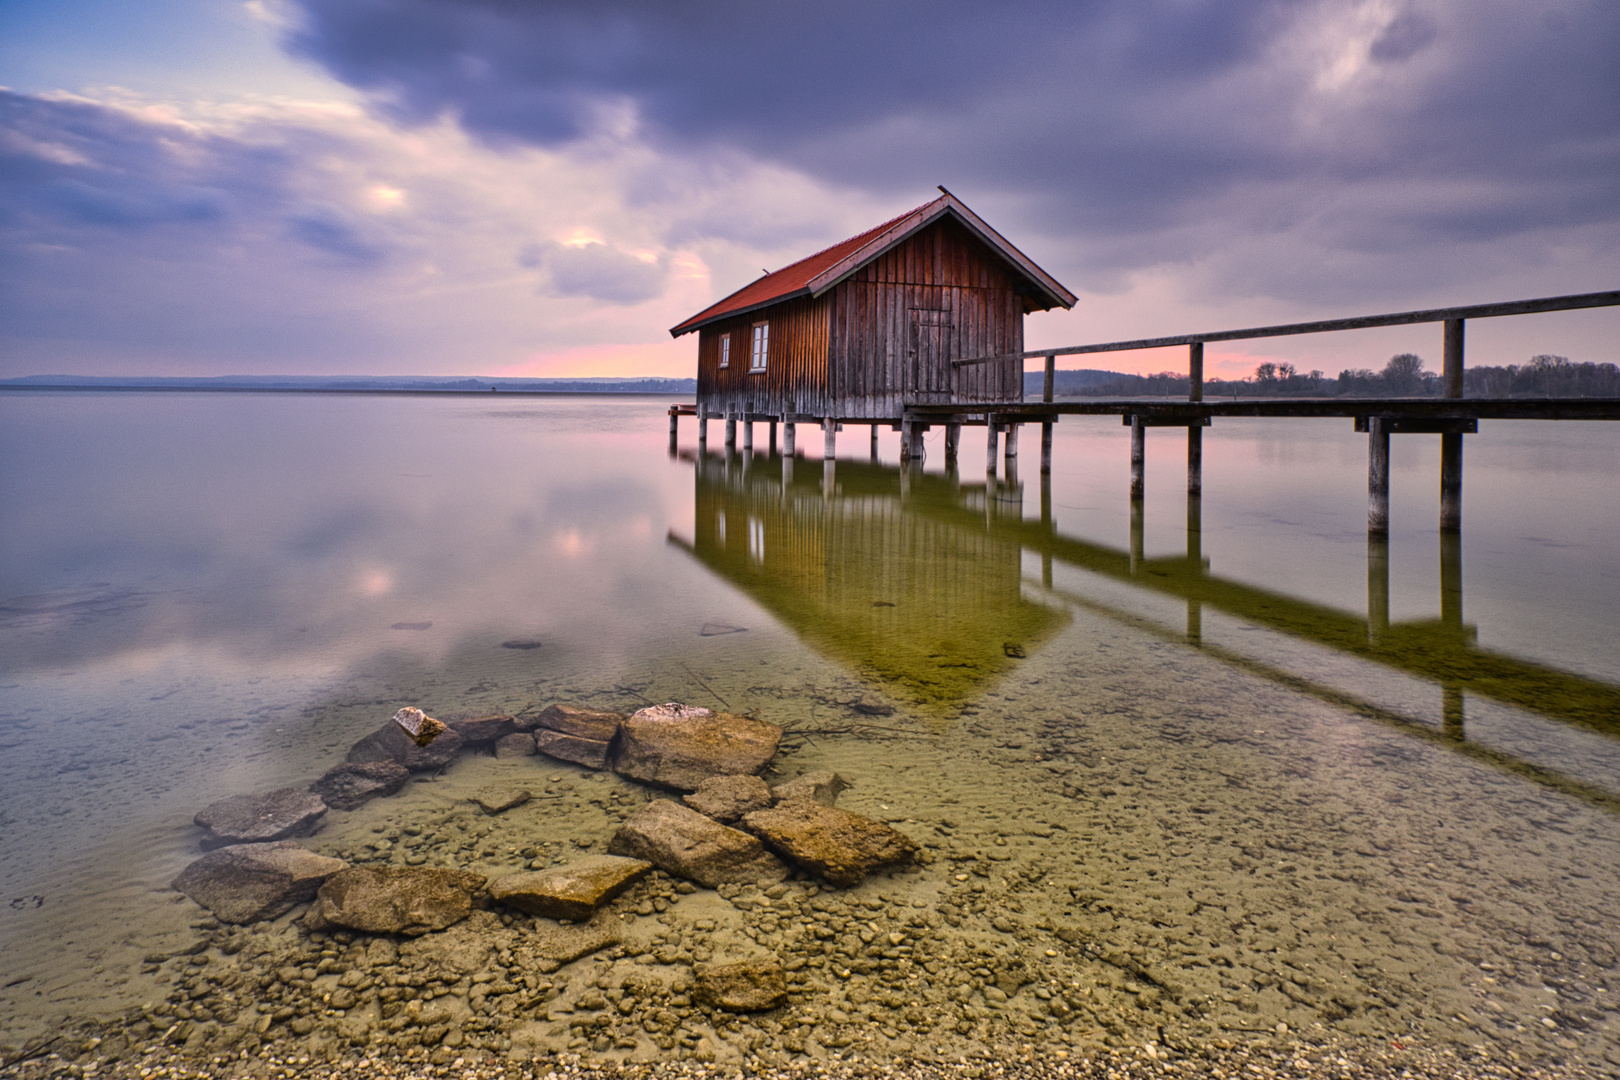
[
  {"left": 725, "top": 414, "right": 737, "bottom": 449},
  {"left": 1040, "top": 473, "right": 1054, "bottom": 589},
  {"left": 1043, "top": 353, "right": 1055, "bottom": 403},
  {"left": 1040, "top": 422, "right": 1053, "bottom": 474},
  {"left": 784, "top": 421, "right": 796, "bottom": 455},
  {"left": 1443, "top": 319, "right": 1465, "bottom": 399},
  {"left": 1440, "top": 432, "right": 1463, "bottom": 532},
  {"left": 742, "top": 418, "right": 753, "bottom": 451},
  {"left": 1130, "top": 416, "right": 1146, "bottom": 500},
  {"left": 985, "top": 416, "right": 999, "bottom": 476},
  {"left": 769, "top": 420, "right": 778, "bottom": 455},
  {"left": 697, "top": 411, "right": 708, "bottom": 450},
  {"left": 945, "top": 422, "right": 961, "bottom": 460},
  {"left": 899, "top": 419, "right": 912, "bottom": 462},
  {"left": 822, "top": 418, "right": 836, "bottom": 460},
  {"left": 1367, "top": 416, "right": 1390, "bottom": 535},
  {"left": 1441, "top": 529, "right": 1465, "bottom": 738},
  {"left": 1187, "top": 425, "right": 1202, "bottom": 497},
  {"left": 1188, "top": 341, "right": 1204, "bottom": 402},
  {"left": 1004, "top": 423, "right": 1019, "bottom": 463},
  {"left": 1186, "top": 492, "right": 1202, "bottom": 644},
  {"left": 871, "top": 423, "right": 881, "bottom": 460}
]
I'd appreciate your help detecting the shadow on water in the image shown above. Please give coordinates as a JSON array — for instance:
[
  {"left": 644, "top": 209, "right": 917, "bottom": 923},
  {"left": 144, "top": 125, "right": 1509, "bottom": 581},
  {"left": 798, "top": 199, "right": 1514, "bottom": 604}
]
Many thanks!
[
  {"left": 674, "top": 447, "right": 1620, "bottom": 811},
  {"left": 668, "top": 449, "right": 1068, "bottom": 714}
]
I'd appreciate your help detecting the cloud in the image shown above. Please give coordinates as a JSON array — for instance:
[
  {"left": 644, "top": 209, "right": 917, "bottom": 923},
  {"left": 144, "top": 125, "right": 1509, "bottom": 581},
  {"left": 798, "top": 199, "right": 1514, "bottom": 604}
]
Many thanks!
[
  {"left": 282, "top": 0, "right": 1620, "bottom": 314},
  {"left": 520, "top": 239, "right": 668, "bottom": 304}
]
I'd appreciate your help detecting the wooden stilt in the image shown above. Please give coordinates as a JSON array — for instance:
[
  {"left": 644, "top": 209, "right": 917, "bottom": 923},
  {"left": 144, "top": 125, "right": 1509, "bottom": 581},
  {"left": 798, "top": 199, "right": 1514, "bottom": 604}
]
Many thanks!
[
  {"left": 1130, "top": 416, "right": 1145, "bottom": 500},
  {"left": 1004, "top": 423, "right": 1019, "bottom": 464},
  {"left": 1040, "top": 422, "right": 1053, "bottom": 474},
  {"left": 822, "top": 418, "right": 836, "bottom": 460},
  {"left": 1440, "top": 431, "right": 1462, "bottom": 533},
  {"left": 742, "top": 418, "right": 753, "bottom": 451},
  {"left": 1187, "top": 424, "right": 1202, "bottom": 497},
  {"left": 871, "top": 424, "right": 880, "bottom": 460},
  {"left": 1368, "top": 416, "right": 1390, "bottom": 535},
  {"left": 769, "top": 420, "right": 778, "bottom": 455},
  {"left": 697, "top": 411, "right": 708, "bottom": 450},
  {"left": 945, "top": 422, "right": 961, "bottom": 461},
  {"left": 899, "top": 419, "right": 912, "bottom": 462},
  {"left": 783, "top": 421, "right": 796, "bottom": 455},
  {"left": 985, "top": 415, "right": 999, "bottom": 476},
  {"left": 724, "top": 414, "right": 737, "bottom": 449}
]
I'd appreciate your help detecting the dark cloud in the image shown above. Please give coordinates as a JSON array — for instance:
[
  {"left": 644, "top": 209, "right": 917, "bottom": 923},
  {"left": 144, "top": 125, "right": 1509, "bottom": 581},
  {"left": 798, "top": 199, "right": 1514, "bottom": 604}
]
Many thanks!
[{"left": 286, "top": 0, "right": 1620, "bottom": 305}]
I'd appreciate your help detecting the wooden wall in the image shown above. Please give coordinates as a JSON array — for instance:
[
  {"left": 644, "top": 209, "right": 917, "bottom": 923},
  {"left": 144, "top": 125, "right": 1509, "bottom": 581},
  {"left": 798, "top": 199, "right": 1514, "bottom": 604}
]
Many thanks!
[
  {"left": 695, "top": 294, "right": 830, "bottom": 418},
  {"left": 826, "top": 217, "right": 1025, "bottom": 419}
]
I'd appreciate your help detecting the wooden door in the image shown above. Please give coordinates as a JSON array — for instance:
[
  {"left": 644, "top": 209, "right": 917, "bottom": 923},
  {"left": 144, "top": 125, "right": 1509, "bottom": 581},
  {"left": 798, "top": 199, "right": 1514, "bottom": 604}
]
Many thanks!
[{"left": 908, "top": 303, "right": 955, "bottom": 404}]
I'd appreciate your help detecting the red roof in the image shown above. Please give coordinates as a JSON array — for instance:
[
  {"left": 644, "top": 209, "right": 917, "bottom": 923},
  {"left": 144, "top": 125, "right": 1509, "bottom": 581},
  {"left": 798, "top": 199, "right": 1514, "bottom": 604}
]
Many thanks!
[{"left": 669, "top": 192, "right": 1074, "bottom": 337}]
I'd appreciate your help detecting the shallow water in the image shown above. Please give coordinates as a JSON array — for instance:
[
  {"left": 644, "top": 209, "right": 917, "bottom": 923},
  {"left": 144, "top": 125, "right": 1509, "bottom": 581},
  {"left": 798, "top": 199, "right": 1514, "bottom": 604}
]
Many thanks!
[{"left": 1, "top": 392, "right": 1618, "bottom": 1071}]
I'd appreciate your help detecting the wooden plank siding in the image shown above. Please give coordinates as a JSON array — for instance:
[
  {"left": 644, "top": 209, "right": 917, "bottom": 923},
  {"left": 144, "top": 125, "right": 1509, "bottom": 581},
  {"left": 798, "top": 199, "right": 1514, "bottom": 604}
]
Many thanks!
[
  {"left": 695, "top": 294, "right": 830, "bottom": 418},
  {"left": 825, "top": 217, "right": 1025, "bottom": 419}
]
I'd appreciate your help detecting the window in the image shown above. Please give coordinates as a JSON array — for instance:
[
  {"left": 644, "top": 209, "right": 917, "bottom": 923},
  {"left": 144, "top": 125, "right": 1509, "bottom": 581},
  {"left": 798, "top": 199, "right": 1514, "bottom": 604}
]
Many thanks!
[
  {"left": 750, "top": 322, "right": 769, "bottom": 372},
  {"left": 718, "top": 335, "right": 730, "bottom": 369}
]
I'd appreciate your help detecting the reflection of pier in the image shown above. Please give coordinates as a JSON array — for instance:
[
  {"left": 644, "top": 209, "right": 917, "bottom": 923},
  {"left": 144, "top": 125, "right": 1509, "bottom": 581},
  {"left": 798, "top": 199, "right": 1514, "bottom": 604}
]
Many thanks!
[{"left": 667, "top": 451, "right": 1067, "bottom": 709}]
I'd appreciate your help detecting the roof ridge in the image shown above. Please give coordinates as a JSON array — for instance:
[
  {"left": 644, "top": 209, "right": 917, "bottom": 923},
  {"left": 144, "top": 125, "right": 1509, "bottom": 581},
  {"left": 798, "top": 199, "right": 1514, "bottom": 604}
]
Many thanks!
[{"left": 763, "top": 199, "right": 934, "bottom": 279}]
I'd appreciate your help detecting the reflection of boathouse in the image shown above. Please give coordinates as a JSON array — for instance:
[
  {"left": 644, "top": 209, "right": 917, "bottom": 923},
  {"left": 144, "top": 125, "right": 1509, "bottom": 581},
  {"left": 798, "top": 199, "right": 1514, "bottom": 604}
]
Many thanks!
[
  {"left": 669, "top": 455, "right": 1067, "bottom": 709},
  {"left": 669, "top": 190, "right": 1075, "bottom": 424}
]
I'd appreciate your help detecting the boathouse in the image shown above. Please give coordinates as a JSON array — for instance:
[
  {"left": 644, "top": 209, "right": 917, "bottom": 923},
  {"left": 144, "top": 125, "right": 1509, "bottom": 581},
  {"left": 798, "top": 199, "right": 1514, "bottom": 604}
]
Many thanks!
[{"left": 669, "top": 190, "right": 1075, "bottom": 440}]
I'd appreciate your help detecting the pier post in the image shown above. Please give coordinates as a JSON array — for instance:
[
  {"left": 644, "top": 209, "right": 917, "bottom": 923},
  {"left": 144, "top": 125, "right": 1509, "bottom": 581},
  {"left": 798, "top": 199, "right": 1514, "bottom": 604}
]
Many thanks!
[
  {"left": 1040, "top": 422, "right": 1053, "bottom": 474},
  {"left": 1004, "top": 423, "right": 1019, "bottom": 465},
  {"left": 945, "top": 422, "right": 962, "bottom": 461},
  {"left": 822, "top": 418, "right": 836, "bottom": 460},
  {"left": 1129, "top": 493, "right": 1144, "bottom": 574},
  {"left": 769, "top": 420, "right": 778, "bottom": 455},
  {"left": 985, "top": 415, "right": 1000, "bottom": 476},
  {"left": 1187, "top": 425, "right": 1202, "bottom": 497},
  {"left": 1440, "top": 433, "right": 1463, "bottom": 533},
  {"left": 1443, "top": 319, "right": 1465, "bottom": 399},
  {"left": 784, "top": 421, "right": 796, "bottom": 456},
  {"left": 1043, "top": 353, "right": 1056, "bottom": 403},
  {"left": 724, "top": 413, "right": 737, "bottom": 450},
  {"left": 872, "top": 423, "right": 881, "bottom": 460},
  {"left": 742, "top": 418, "right": 753, "bottom": 452},
  {"left": 668, "top": 409, "right": 678, "bottom": 447},
  {"left": 1188, "top": 341, "right": 1204, "bottom": 402},
  {"left": 899, "top": 419, "right": 913, "bottom": 463},
  {"left": 911, "top": 424, "right": 927, "bottom": 462},
  {"left": 1367, "top": 416, "right": 1390, "bottom": 536},
  {"left": 698, "top": 411, "right": 708, "bottom": 452},
  {"left": 1130, "top": 415, "right": 1146, "bottom": 500},
  {"left": 1367, "top": 536, "right": 1389, "bottom": 645}
]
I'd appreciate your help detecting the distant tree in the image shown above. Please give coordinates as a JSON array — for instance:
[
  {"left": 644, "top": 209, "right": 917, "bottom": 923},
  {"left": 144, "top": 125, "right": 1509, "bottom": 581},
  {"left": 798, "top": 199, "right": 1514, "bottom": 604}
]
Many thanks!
[
  {"left": 1277, "top": 362, "right": 1297, "bottom": 380},
  {"left": 1254, "top": 362, "right": 1278, "bottom": 382},
  {"left": 1382, "top": 352, "right": 1427, "bottom": 395}
]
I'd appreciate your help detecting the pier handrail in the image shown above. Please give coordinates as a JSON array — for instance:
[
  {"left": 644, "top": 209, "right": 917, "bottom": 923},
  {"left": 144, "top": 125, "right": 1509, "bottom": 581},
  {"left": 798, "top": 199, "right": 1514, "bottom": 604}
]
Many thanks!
[{"left": 950, "top": 288, "right": 1620, "bottom": 366}]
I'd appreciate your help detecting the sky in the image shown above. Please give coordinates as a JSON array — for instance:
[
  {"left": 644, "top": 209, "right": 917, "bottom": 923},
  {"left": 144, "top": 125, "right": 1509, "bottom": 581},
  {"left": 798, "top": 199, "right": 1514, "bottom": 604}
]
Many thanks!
[{"left": 1, "top": 0, "right": 1617, "bottom": 381}]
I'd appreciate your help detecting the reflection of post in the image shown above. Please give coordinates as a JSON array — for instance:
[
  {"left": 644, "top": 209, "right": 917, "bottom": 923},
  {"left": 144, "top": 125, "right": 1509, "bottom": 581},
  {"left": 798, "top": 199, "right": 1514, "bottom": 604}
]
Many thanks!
[
  {"left": 1129, "top": 494, "right": 1144, "bottom": 574},
  {"left": 1187, "top": 425, "right": 1203, "bottom": 497},
  {"left": 1367, "top": 535, "right": 1389, "bottom": 645},
  {"left": 783, "top": 421, "right": 796, "bottom": 455},
  {"left": 1186, "top": 492, "right": 1202, "bottom": 644},
  {"left": 985, "top": 415, "right": 999, "bottom": 477},
  {"left": 1440, "top": 432, "right": 1463, "bottom": 533},
  {"left": 1367, "top": 416, "right": 1390, "bottom": 536},
  {"left": 822, "top": 457, "right": 835, "bottom": 499},
  {"left": 1130, "top": 415, "right": 1146, "bottom": 500},
  {"left": 782, "top": 452, "right": 794, "bottom": 490},
  {"left": 1041, "top": 472, "right": 1053, "bottom": 589},
  {"left": 1440, "top": 529, "right": 1464, "bottom": 737}
]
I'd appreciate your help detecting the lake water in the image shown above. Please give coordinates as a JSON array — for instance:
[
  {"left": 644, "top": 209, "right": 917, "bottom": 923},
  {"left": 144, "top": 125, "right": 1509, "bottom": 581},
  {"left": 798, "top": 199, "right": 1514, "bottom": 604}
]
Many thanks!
[{"left": 1, "top": 391, "right": 1618, "bottom": 1073}]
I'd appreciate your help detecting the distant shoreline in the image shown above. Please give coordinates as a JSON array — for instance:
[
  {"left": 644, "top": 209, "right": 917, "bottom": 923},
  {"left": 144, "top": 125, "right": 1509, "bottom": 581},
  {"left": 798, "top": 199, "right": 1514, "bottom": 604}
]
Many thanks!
[{"left": 0, "top": 385, "right": 692, "bottom": 398}]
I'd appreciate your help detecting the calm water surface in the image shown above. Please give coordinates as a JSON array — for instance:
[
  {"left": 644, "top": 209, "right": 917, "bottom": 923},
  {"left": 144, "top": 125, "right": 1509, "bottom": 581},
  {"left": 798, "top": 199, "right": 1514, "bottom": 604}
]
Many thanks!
[{"left": 1, "top": 392, "right": 1618, "bottom": 1070}]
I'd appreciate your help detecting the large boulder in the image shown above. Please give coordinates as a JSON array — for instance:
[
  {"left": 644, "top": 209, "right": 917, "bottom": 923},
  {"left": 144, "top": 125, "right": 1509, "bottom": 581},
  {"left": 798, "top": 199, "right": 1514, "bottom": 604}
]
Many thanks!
[
  {"left": 527, "top": 705, "right": 623, "bottom": 770},
  {"left": 194, "top": 788, "right": 328, "bottom": 849},
  {"left": 610, "top": 703, "right": 781, "bottom": 792},
  {"left": 444, "top": 713, "right": 514, "bottom": 746},
  {"left": 172, "top": 841, "right": 347, "bottom": 924},
  {"left": 488, "top": 855, "right": 651, "bottom": 920},
  {"left": 741, "top": 802, "right": 916, "bottom": 887},
  {"left": 770, "top": 770, "right": 850, "bottom": 807},
  {"left": 684, "top": 775, "right": 773, "bottom": 823},
  {"left": 309, "top": 761, "right": 410, "bottom": 811},
  {"left": 346, "top": 718, "right": 463, "bottom": 771},
  {"left": 608, "top": 800, "right": 785, "bottom": 888},
  {"left": 314, "top": 866, "right": 487, "bottom": 936},
  {"left": 695, "top": 959, "right": 788, "bottom": 1011}
]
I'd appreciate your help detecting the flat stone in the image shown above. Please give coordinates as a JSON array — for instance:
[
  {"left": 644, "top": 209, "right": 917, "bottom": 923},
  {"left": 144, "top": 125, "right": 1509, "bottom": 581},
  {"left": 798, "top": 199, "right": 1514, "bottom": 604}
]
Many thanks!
[
  {"left": 534, "top": 729, "right": 612, "bottom": 770},
  {"left": 194, "top": 788, "right": 328, "bottom": 849},
  {"left": 770, "top": 771, "right": 850, "bottom": 807},
  {"left": 346, "top": 718, "right": 463, "bottom": 771},
  {"left": 524, "top": 704, "right": 624, "bottom": 740},
  {"left": 314, "top": 866, "right": 487, "bottom": 936},
  {"left": 741, "top": 801, "right": 917, "bottom": 887},
  {"left": 684, "top": 775, "right": 774, "bottom": 823},
  {"left": 610, "top": 703, "right": 782, "bottom": 792},
  {"left": 608, "top": 799, "right": 786, "bottom": 888},
  {"left": 488, "top": 855, "right": 652, "bottom": 920},
  {"left": 529, "top": 917, "right": 622, "bottom": 968},
  {"left": 309, "top": 761, "right": 410, "bottom": 811},
  {"left": 171, "top": 841, "right": 347, "bottom": 924},
  {"left": 470, "top": 784, "right": 532, "bottom": 815},
  {"left": 695, "top": 958, "right": 787, "bottom": 1011},
  {"left": 444, "top": 713, "right": 514, "bottom": 745}
]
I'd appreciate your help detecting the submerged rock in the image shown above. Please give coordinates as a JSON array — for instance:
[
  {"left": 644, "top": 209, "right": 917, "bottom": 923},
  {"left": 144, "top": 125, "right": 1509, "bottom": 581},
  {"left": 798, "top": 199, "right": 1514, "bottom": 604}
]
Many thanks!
[
  {"left": 741, "top": 801, "right": 916, "bottom": 887},
  {"left": 194, "top": 788, "right": 328, "bottom": 849},
  {"left": 309, "top": 761, "right": 410, "bottom": 811},
  {"left": 444, "top": 713, "right": 514, "bottom": 745},
  {"left": 610, "top": 703, "right": 781, "bottom": 792},
  {"left": 314, "top": 866, "right": 486, "bottom": 936},
  {"left": 770, "top": 770, "right": 850, "bottom": 807},
  {"left": 488, "top": 855, "right": 651, "bottom": 920},
  {"left": 470, "top": 784, "right": 531, "bottom": 814},
  {"left": 391, "top": 706, "right": 447, "bottom": 746},
  {"left": 684, "top": 774, "right": 774, "bottom": 823},
  {"left": 494, "top": 732, "right": 536, "bottom": 758},
  {"left": 171, "top": 841, "right": 347, "bottom": 924},
  {"left": 695, "top": 958, "right": 788, "bottom": 1011},
  {"left": 346, "top": 717, "right": 463, "bottom": 771},
  {"left": 526, "top": 704, "right": 624, "bottom": 770},
  {"left": 608, "top": 799, "right": 786, "bottom": 888}
]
